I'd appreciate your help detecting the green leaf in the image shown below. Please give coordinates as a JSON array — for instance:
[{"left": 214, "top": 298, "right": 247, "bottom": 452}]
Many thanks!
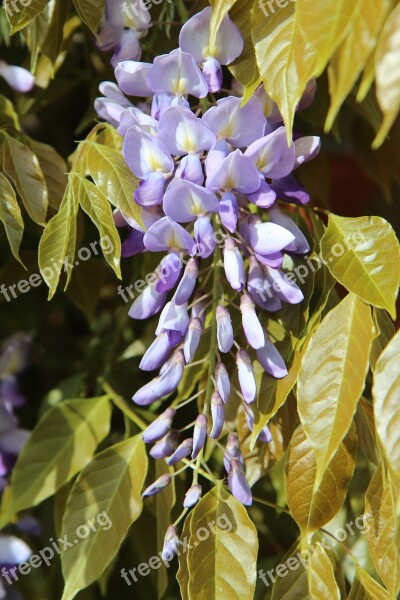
[
  {"left": 4, "top": 0, "right": 48, "bottom": 33},
  {"left": 23, "top": 0, "right": 68, "bottom": 71},
  {"left": 60, "top": 435, "right": 147, "bottom": 600},
  {"left": 296, "top": 0, "right": 363, "bottom": 76},
  {"left": 373, "top": 329, "right": 400, "bottom": 476},
  {"left": 209, "top": 0, "right": 238, "bottom": 51},
  {"left": 177, "top": 511, "right": 193, "bottom": 600},
  {"left": 307, "top": 544, "right": 341, "bottom": 600},
  {"left": 270, "top": 544, "right": 309, "bottom": 599},
  {"left": 0, "top": 171, "right": 24, "bottom": 265},
  {"left": 325, "top": 0, "right": 392, "bottom": 131},
  {"left": 229, "top": 0, "right": 260, "bottom": 91},
  {"left": 349, "top": 565, "right": 390, "bottom": 600},
  {"left": 2, "top": 133, "right": 48, "bottom": 225},
  {"left": 364, "top": 465, "right": 400, "bottom": 597},
  {"left": 71, "top": 174, "right": 122, "bottom": 279},
  {"left": 297, "top": 294, "right": 374, "bottom": 489},
  {"left": 0, "top": 397, "right": 111, "bottom": 527},
  {"left": 84, "top": 141, "right": 143, "bottom": 228},
  {"left": 0, "top": 94, "right": 20, "bottom": 129},
  {"left": 28, "top": 139, "right": 67, "bottom": 210},
  {"left": 252, "top": 1, "right": 317, "bottom": 143},
  {"left": 38, "top": 179, "right": 79, "bottom": 299},
  {"left": 185, "top": 482, "right": 258, "bottom": 600},
  {"left": 370, "top": 308, "right": 395, "bottom": 371},
  {"left": 71, "top": 0, "right": 105, "bottom": 36},
  {"left": 373, "top": 4, "right": 400, "bottom": 148},
  {"left": 66, "top": 259, "right": 107, "bottom": 321},
  {"left": 286, "top": 424, "right": 357, "bottom": 538},
  {"left": 320, "top": 214, "right": 400, "bottom": 319}
]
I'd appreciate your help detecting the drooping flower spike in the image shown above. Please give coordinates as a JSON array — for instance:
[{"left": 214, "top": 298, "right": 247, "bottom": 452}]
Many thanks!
[{"left": 95, "top": 5, "right": 320, "bottom": 521}]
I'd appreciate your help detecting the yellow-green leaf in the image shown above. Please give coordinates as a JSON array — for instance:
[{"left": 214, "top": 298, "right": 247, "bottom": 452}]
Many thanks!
[
  {"left": 71, "top": 0, "right": 105, "bottom": 36},
  {"left": 252, "top": 1, "right": 317, "bottom": 142},
  {"left": 4, "top": 0, "right": 48, "bottom": 33},
  {"left": 84, "top": 141, "right": 143, "bottom": 228},
  {"left": 60, "top": 435, "right": 147, "bottom": 600},
  {"left": 270, "top": 545, "right": 309, "bottom": 599},
  {"left": 364, "top": 465, "right": 400, "bottom": 597},
  {"left": 349, "top": 565, "right": 390, "bottom": 600},
  {"left": 370, "top": 308, "right": 395, "bottom": 371},
  {"left": 297, "top": 294, "right": 374, "bottom": 489},
  {"left": 0, "top": 172, "right": 24, "bottom": 265},
  {"left": 296, "top": 0, "right": 363, "bottom": 76},
  {"left": 72, "top": 174, "right": 121, "bottom": 279},
  {"left": 229, "top": 0, "right": 260, "bottom": 92},
  {"left": 0, "top": 397, "right": 111, "bottom": 527},
  {"left": 307, "top": 544, "right": 341, "bottom": 600},
  {"left": 373, "top": 3, "right": 400, "bottom": 148},
  {"left": 320, "top": 215, "right": 400, "bottom": 319},
  {"left": 28, "top": 139, "right": 67, "bottom": 210},
  {"left": 2, "top": 133, "right": 48, "bottom": 225},
  {"left": 38, "top": 179, "right": 79, "bottom": 299},
  {"left": 209, "top": 0, "right": 238, "bottom": 52},
  {"left": 177, "top": 511, "right": 193, "bottom": 600},
  {"left": 373, "top": 329, "right": 400, "bottom": 476},
  {"left": 286, "top": 424, "right": 357, "bottom": 538},
  {"left": 186, "top": 482, "right": 258, "bottom": 600},
  {"left": 0, "top": 94, "right": 20, "bottom": 129},
  {"left": 325, "top": 0, "right": 392, "bottom": 131}
]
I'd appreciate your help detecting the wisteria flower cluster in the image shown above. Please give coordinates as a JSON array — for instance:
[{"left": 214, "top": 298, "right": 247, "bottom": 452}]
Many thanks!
[
  {"left": 95, "top": 3, "right": 320, "bottom": 556},
  {"left": 0, "top": 334, "right": 33, "bottom": 600}
]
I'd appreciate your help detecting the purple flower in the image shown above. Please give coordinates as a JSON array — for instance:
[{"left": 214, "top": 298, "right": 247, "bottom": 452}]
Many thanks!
[
  {"left": 207, "top": 149, "right": 260, "bottom": 194},
  {"left": 163, "top": 179, "right": 219, "bottom": 223},
  {"left": 240, "top": 293, "right": 265, "bottom": 350},
  {"left": 132, "top": 350, "right": 185, "bottom": 406},
  {"left": 210, "top": 393, "right": 225, "bottom": 439},
  {"left": 143, "top": 474, "right": 172, "bottom": 497},
  {"left": 0, "top": 61, "right": 35, "bottom": 93},
  {"left": 173, "top": 259, "right": 198, "bottom": 305},
  {"left": 150, "top": 431, "right": 179, "bottom": 459},
  {"left": 129, "top": 285, "right": 167, "bottom": 320},
  {"left": 203, "top": 96, "right": 266, "bottom": 147},
  {"left": 142, "top": 408, "right": 176, "bottom": 443},
  {"left": 245, "top": 126, "right": 296, "bottom": 179},
  {"left": 215, "top": 363, "right": 231, "bottom": 404},
  {"left": 192, "top": 414, "right": 208, "bottom": 459},
  {"left": 216, "top": 306, "right": 234, "bottom": 354},
  {"left": 144, "top": 217, "right": 196, "bottom": 256},
  {"left": 158, "top": 106, "right": 216, "bottom": 156},
  {"left": 183, "top": 484, "right": 202, "bottom": 508},
  {"left": 115, "top": 61, "right": 153, "bottom": 97},
  {"left": 184, "top": 318, "right": 203, "bottom": 363},
  {"left": 228, "top": 459, "right": 252, "bottom": 506},
  {"left": 147, "top": 49, "right": 208, "bottom": 98},
  {"left": 237, "top": 350, "right": 256, "bottom": 404},
  {"left": 224, "top": 433, "right": 245, "bottom": 473},
  {"left": 256, "top": 339, "right": 288, "bottom": 379},
  {"left": 162, "top": 526, "right": 179, "bottom": 561},
  {"left": 167, "top": 438, "right": 193, "bottom": 465},
  {"left": 223, "top": 238, "right": 246, "bottom": 291}
]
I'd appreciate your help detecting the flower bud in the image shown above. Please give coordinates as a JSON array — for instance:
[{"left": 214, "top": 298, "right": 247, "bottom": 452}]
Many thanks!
[
  {"left": 224, "top": 433, "right": 244, "bottom": 472},
  {"left": 183, "top": 484, "right": 202, "bottom": 508},
  {"left": 142, "top": 408, "right": 176, "bottom": 444},
  {"left": 150, "top": 431, "right": 179, "bottom": 459},
  {"left": 223, "top": 237, "right": 245, "bottom": 291},
  {"left": 228, "top": 459, "right": 252, "bottom": 506},
  {"left": 192, "top": 414, "right": 208, "bottom": 459},
  {"left": 210, "top": 393, "right": 225, "bottom": 439},
  {"left": 215, "top": 362, "right": 230, "bottom": 404},
  {"left": 162, "top": 525, "right": 179, "bottom": 561},
  {"left": 236, "top": 350, "right": 256, "bottom": 404},
  {"left": 183, "top": 318, "right": 203, "bottom": 363},
  {"left": 167, "top": 438, "right": 193, "bottom": 466},
  {"left": 216, "top": 306, "right": 234, "bottom": 354},
  {"left": 173, "top": 258, "right": 198, "bottom": 305},
  {"left": 240, "top": 293, "right": 264, "bottom": 350},
  {"left": 142, "top": 474, "right": 172, "bottom": 497}
]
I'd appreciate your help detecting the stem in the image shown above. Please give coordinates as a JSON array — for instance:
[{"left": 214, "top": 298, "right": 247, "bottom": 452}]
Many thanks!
[
  {"left": 193, "top": 244, "right": 221, "bottom": 484},
  {"left": 174, "top": 0, "right": 189, "bottom": 21},
  {"left": 253, "top": 496, "right": 291, "bottom": 514},
  {"left": 99, "top": 378, "right": 148, "bottom": 431}
]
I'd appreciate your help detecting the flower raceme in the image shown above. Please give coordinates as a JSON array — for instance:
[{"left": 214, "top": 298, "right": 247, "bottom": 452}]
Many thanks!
[{"left": 95, "top": 7, "right": 320, "bottom": 524}]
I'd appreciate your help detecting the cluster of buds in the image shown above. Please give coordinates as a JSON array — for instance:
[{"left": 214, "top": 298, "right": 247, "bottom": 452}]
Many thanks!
[{"left": 95, "top": 4, "right": 320, "bottom": 558}]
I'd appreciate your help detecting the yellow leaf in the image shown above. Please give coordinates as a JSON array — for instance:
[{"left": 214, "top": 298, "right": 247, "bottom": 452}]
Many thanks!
[
  {"left": 364, "top": 465, "right": 400, "bottom": 597},
  {"left": 2, "top": 133, "right": 48, "bottom": 225},
  {"left": 320, "top": 215, "right": 400, "bottom": 319},
  {"left": 177, "top": 511, "right": 193, "bottom": 600},
  {"left": 326, "top": 0, "right": 392, "bottom": 131},
  {"left": 297, "top": 294, "right": 374, "bottom": 489},
  {"left": 209, "top": 0, "right": 239, "bottom": 52},
  {"left": 252, "top": 1, "right": 317, "bottom": 143},
  {"left": 296, "top": 0, "right": 363, "bottom": 76},
  {"left": 357, "top": 51, "right": 377, "bottom": 102},
  {"left": 0, "top": 172, "right": 24, "bottom": 265},
  {"left": 307, "top": 544, "right": 341, "bottom": 600},
  {"left": 71, "top": 0, "right": 104, "bottom": 36},
  {"left": 4, "top": 0, "right": 48, "bottom": 33},
  {"left": 28, "top": 139, "right": 67, "bottom": 210},
  {"left": 286, "top": 424, "right": 357, "bottom": 537},
  {"left": 370, "top": 308, "right": 395, "bottom": 371},
  {"left": 229, "top": 0, "right": 260, "bottom": 92},
  {"left": 373, "top": 329, "right": 400, "bottom": 476},
  {"left": 38, "top": 179, "right": 79, "bottom": 299},
  {"left": 349, "top": 565, "right": 390, "bottom": 600},
  {"left": 186, "top": 482, "right": 258, "bottom": 600},
  {"left": 373, "top": 4, "right": 400, "bottom": 148}
]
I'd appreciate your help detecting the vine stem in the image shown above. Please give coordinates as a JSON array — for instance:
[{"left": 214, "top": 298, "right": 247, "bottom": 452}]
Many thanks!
[
  {"left": 99, "top": 378, "right": 148, "bottom": 431},
  {"left": 174, "top": 0, "right": 189, "bottom": 21},
  {"left": 193, "top": 244, "right": 221, "bottom": 484}
]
